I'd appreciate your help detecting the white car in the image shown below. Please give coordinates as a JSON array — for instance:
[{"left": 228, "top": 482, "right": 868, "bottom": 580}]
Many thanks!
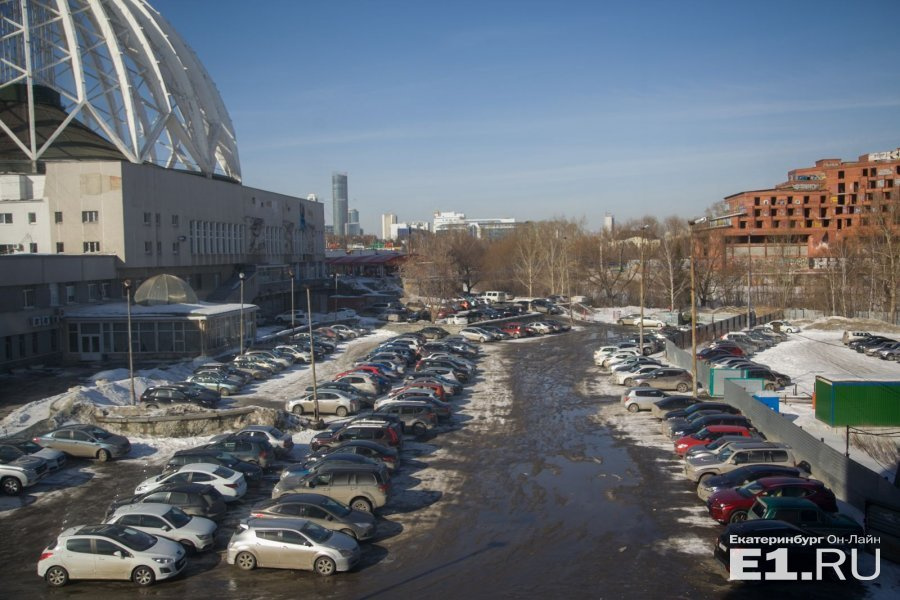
[
  {"left": 333, "top": 308, "right": 358, "bottom": 320},
  {"left": 330, "top": 324, "right": 359, "bottom": 338},
  {"left": 528, "top": 322, "right": 555, "bottom": 335},
  {"left": 37, "top": 523, "right": 186, "bottom": 587},
  {"left": 134, "top": 463, "right": 247, "bottom": 502},
  {"left": 442, "top": 314, "right": 469, "bottom": 325},
  {"left": 602, "top": 350, "right": 640, "bottom": 368},
  {"left": 105, "top": 503, "right": 217, "bottom": 553},
  {"left": 459, "top": 327, "right": 492, "bottom": 342},
  {"left": 286, "top": 390, "right": 360, "bottom": 417},
  {"left": 766, "top": 320, "right": 800, "bottom": 333},
  {"left": 611, "top": 365, "right": 663, "bottom": 386},
  {"left": 275, "top": 310, "right": 308, "bottom": 326}
]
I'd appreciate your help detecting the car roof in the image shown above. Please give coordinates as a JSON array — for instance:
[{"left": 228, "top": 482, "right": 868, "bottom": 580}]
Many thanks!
[
  {"left": 240, "top": 425, "right": 276, "bottom": 433},
  {"left": 754, "top": 477, "right": 820, "bottom": 488},
  {"left": 173, "top": 462, "right": 224, "bottom": 473},
  {"left": 111, "top": 502, "right": 177, "bottom": 517},
  {"left": 726, "top": 441, "right": 787, "bottom": 449},
  {"left": 244, "top": 517, "right": 311, "bottom": 531},
  {"left": 75, "top": 523, "right": 134, "bottom": 537},
  {"left": 756, "top": 497, "right": 818, "bottom": 509},
  {"left": 703, "top": 425, "right": 750, "bottom": 432}
]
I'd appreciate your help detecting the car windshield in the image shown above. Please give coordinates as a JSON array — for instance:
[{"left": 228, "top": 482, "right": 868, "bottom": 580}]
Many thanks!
[
  {"left": 163, "top": 506, "right": 192, "bottom": 528},
  {"left": 738, "top": 482, "right": 764, "bottom": 497},
  {"left": 694, "top": 428, "right": 710, "bottom": 439},
  {"left": 319, "top": 496, "right": 352, "bottom": 517},
  {"left": 301, "top": 521, "right": 332, "bottom": 544},
  {"left": 213, "top": 466, "right": 235, "bottom": 479},
  {"left": 107, "top": 526, "right": 156, "bottom": 551},
  {"left": 717, "top": 447, "right": 734, "bottom": 461}
]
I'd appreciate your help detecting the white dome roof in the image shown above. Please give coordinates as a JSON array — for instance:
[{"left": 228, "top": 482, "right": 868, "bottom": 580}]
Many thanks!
[{"left": 0, "top": 0, "right": 240, "bottom": 181}]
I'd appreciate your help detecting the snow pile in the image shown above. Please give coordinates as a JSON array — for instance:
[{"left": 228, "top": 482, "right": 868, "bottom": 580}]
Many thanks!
[{"left": 795, "top": 314, "right": 900, "bottom": 334}]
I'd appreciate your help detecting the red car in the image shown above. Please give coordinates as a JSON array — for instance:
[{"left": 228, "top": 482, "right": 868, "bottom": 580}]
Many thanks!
[
  {"left": 673, "top": 425, "right": 754, "bottom": 456},
  {"left": 706, "top": 477, "right": 837, "bottom": 524},
  {"left": 500, "top": 322, "right": 531, "bottom": 339}
]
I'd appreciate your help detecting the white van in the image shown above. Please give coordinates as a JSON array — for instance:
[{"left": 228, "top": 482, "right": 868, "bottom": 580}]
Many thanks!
[
  {"left": 842, "top": 331, "right": 871, "bottom": 345},
  {"left": 479, "top": 291, "right": 507, "bottom": 304}
]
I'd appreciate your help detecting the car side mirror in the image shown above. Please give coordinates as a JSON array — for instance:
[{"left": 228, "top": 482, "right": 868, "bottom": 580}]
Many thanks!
[
  {"left": 114, "top": 550, "right": 124, "bottom": 559},
  {"left": 161, "top": 525, "right": 171, "bottom": 532}
]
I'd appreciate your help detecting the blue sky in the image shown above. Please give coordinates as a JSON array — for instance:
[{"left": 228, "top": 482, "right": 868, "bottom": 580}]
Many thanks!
[{"left": 153, "top": 0, "right": 900, "bottom": 234}]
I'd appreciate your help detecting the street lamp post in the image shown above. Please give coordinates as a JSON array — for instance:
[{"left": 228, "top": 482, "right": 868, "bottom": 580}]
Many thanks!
[
  {"left": 288, "top": 269, "right": 295, "bottom": 330},
  {"left": 332, "top": 272, "right": 338, "bottom": 322},
  {"left": 564, "top": 236, "right": 574, "bottom": 328},
  {"left": 238, "top": 271, "right": 245, "bottom": 354},
  {"left": 638, "top": 224, "right": 649, "bottom": 356},
  {"left": 746, "top": 231, "right": 752, "bottom": 328},
  {"left": 306, "top": 286, "right": 320, "bottom": 424},
  {"left": 123, "top": 279, "right": 135, "bottom": 405},
  {"left": 688, "top": 211, "right": 746, "bottom": 396}
]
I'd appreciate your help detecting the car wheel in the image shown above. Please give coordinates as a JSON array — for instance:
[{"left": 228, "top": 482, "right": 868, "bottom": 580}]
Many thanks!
[
  {"left": 131, "top": 565, "right": 155, "bottom": 587},
  {"left": 219, "top": 388, "right": 230, "bottom": 397},
  {"left": 235, "top": 551, "right": 257, "bottom": 570},
  {"left": 642, "top": 347, "right": 652, "bottom": 356},
  {"left": 45, "top": 566, "right": 68, "bottom": 587},
  {"left": 623, "top": 378, "right": 634, "bottom": 387},
  {"left": 350, "top": 497, "right": 372, "bottom": 513},
  {"left": 336, "top": 406, "right": 349, "bottom": 417},
  {"left": 697, "top": 473, "right": 715, "bottom": 484},
  {"left": 764, "top": 383, "right": 776, "bottom": 391},
  {"left": 412, "top": 422, "right": 427, "bottom": 436},
  {"left": 798, "top": 461, "right": 812, "bottom": 474},
  {"left": 97, "top": 449, "right": 111, "bottom": 462},
  {"left": 1, "top": 476, "right": 22, "bottom": 495},
  {"left": 314, "top": 556, "right": 337, "bottom": 577},
  {"left": 616, "top": 320, "right": 624, "bottom": 325},
  {"left": 179, "top": 540, "right": 196, "bottom": 554},
  {"left": 626, "top": 403, "right": 640, "bottom": 413},
  {"left": 676, "top": 383, "right": 689, "bottom": 393},
  {"left": 340, "top": 528, "right": 358, "bottom": 540},
  {"left": 292, "top": 405, "right": 304, "bottom": 415},
  {"left": 146, "top": 403, "right": 159, "bottom": 410},
  {"left": 729, "top": 510, "right": 748, "bottom": 523}
]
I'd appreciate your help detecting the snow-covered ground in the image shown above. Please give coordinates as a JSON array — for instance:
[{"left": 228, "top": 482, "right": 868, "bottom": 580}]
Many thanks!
[{"left": 587, "top": 305, "right": 742, "bottom": 326}]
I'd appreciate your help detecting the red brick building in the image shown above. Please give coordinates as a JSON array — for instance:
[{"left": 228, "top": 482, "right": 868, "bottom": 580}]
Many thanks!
[{"left": 721, "top": 148, "right": 900, "bottom": 264}]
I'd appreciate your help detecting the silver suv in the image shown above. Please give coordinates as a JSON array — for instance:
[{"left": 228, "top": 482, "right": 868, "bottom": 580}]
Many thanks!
[
  {"left": 272, "top": 464, "right": 391, "bottom": 514},
  {"left": 684, "top": 441, "right": 797, "bottom": 483},
  {"left": 373, "top": 401, "right": 439, "bottom": 436}
]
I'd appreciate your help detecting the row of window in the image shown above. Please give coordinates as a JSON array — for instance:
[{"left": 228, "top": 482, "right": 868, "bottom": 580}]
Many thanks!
[
  {"left": 21, "top": 282, "right": 112, "bottom": 309},
  {"left": 144, "top": 212, "right": 180, "bottom": 227},
  {"left": 1, "top": 331, "right": 59, "bottom": 363}
]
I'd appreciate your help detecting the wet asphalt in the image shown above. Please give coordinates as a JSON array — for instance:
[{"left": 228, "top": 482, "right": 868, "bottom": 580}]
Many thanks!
[{"left": 0, "top": 324, "right": 874, "bottom": 599}]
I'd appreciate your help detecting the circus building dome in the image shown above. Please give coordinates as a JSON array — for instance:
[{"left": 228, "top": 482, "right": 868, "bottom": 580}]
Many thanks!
[
  {"left": 133, "top": 274, "right": 198, "bottom": 305},
  {"left": 0, "top": 0, "right": 240, "bottom": 181}
]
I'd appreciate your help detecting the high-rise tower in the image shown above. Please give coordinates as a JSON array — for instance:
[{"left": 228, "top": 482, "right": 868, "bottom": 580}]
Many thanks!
[{"left": 332, "top": 173, "right": 348, "bottom": 237}]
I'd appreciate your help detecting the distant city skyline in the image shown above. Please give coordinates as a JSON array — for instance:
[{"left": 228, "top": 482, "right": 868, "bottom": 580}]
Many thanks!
[{"left": 153, "top": 0, "right": 900, "bottom": 235}]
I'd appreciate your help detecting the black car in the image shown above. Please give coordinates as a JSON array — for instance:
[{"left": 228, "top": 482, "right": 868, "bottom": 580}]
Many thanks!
[
  {"left": 651, "top": 396, "right": 700, "bottom": 417},
  {"left": 106, "top": 482, "right": 227, "bottom": 521},
  {"left": 304, "top": 440, "right": 399, "bottom": 470},
  {"left": 417, "top": 326, "right": 449, "bottom": 340},
  {"left": 201, "top": 434, "right": 275, "bottom": 469},
  {"left": 669, "top": 414, "right": 753, "bottom": 439},
  {"left": 140, "top": 384, "right": 218, "bottom": 409},
  {"left": 165, "top": 449, "right": 264, "bottom": 485},
  {"left": 848, "top": 335, "right": 893, "bottom": 351},
  {"left": 664, "top": 402, "right": 741, "bottom": 421},
  {"left": 697, "top": 464, "right": 808, "bottom": 500}
]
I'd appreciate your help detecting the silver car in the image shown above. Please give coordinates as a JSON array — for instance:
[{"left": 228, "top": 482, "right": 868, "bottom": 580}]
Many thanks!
[
  {"left": 37, "top": 523, "right": 186, "bottom": 587},
  {"left": 105, "top": 503, "right": 217, "bottom": 553},
  {"left": 32, "top": 424, "right": 131, "bottom": 461},
  {"left": 226, "top": 517, "right": 360, "bottom": 576}
]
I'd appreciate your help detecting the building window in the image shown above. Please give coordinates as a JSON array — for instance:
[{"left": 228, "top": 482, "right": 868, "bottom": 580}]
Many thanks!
[
  {"left": 55, "top": 211, "right": 63, "bottom": 223},
  {"left": 157, "top": 241, "right": 162, "bottom": 255},
  {"left": 65, "top": 284, "right": 76, "bottom": 304},
  {"left": 144, "top": 241, "right": 152, "bottom": 254},
  {"left": 172, "top": 242, "right": 180, "bottom": 254},
  {"left": 23, "top": 288, "right": 35, "bottom": 309},
  {"left": 155, "top": 213, "right": 161, "bottom": 226},
  {"left": 0, "top": 213, "right": 12, "bottom": 224},
  {"left": 172, "top": 214, "right": 179, "bottom": 227},
  {"left": 143, "top": 212, "right": 152, "bottom": 225},
  {"left": 56, "top": 242, "right": 64, "bottom": 253},
  {"left": 83, "top": 241, "right": 100, "bottom": 253},
  {"left": 87, "top": 283, "right": 99, "bottom": 302},
  {"left": 28, "top": 212, "right": 36, "bottom": 224},
  {"left": 82, "top": 210, "right": 99, "bottom": 223},
  {"left": 29, "top": 243, "right": 37, "bottom": 253}
]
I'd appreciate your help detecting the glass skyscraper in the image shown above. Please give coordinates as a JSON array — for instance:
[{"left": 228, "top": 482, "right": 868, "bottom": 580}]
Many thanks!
[{"left": 332, "top": 172, "right": 348, "bottom": 236}]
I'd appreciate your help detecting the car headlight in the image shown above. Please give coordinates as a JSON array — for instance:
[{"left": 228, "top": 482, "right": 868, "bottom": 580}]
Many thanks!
[
  {"left": 339, "top": 549, "right": 354, "bottom": 558},
  {"left": 153, "top": 557, "right": 174, "bottom": 564}
]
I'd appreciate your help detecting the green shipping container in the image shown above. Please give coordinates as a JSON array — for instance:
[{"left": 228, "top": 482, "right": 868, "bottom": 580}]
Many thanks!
[{"left": 814, "top": 376, "right": 900, "bottom": 426}]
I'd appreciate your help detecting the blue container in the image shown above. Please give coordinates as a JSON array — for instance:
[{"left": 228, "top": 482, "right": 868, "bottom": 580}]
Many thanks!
[{"left": 753, "top": 393, "right": 780, "bottom": 413}]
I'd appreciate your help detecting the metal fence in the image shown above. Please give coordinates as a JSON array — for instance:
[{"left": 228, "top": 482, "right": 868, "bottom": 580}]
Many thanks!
[
  {"left": 784, "top": 307, "right": 900, "bottom": 326},
  {"left": 669, "top": 311, "right": 783, "bottom": 350}
]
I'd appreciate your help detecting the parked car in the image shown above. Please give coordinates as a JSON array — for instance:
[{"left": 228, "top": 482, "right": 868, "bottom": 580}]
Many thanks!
[
  {"left": 309, "top": 421, "right": 402, "bottom": 452},
  {"left": 714, "top": 520, "right": 830, "bottom": 578},
  {"left": 617, "top": 313, "right": 665, "bottom": 327},
  {"left": 621, "top": 387, "right": 670, "bottom": 413},
  {"left": 226, "top": 517, "right": 360, "bottom": 576},
  {"left": 245, "top": 349, "right": 293, "bottom": 369},
  {"left": 286, "top": 390, "right": 360, "bottom": 417},
  {"left": 373, "top": 401, "right": 439, "bottom": 435},
  {"left": 184, "top": 372, "right": 242, "bottom": 396},
  {"left": 106, "top": 483, "right": 227, "bottom": 522},
  {"left": 274, "top": 310, "right": 308, "bottom": 326},
  {"left": 164, "top": 449, "right": 263, "bottom": 486},
  {"left": 32, "top": 424, "right": 130, "bottom": 461},
  {"left": 202, "top": 434, "right": 274, "bottom": 469},
  {"left": 707, "top": 477, "right": 837, "bottom": 524},
  {"left": 667, "top": 414, "right": 753, "bottom": 439},
  {"left": 747, "top": 497, "right": 864, "bottom": 538},
  {"left": 672, "top": 425, "right": 755, "bottom": 456},
  {"left": 192, "top": 363, "right": 249, "bottom": 386},
  {"left": 37, "top": 523, "right": 186, "bottom": 587},
  {"left": 280, "top": 453, "right": 383, "bottom": 481},
  {"left": 631, "top": 367, "right": 694, "bottom": 393},
  {"left": 105, "top": 503, "right": 217, "bottom": 553},
  {"left": 613, "top": 364, "right": 665, "bottom": 387},
  {"left": 134, "top": 463, "right": 247, "bottom": 502},
  {"left": 683, "top": 433, "right": 765, "bottom": 460},
  {"left": 228, "top": 357, "right": 271, "bottom": 380},
  {"left": 696, "top": 463, "right": 809, "bottom": 501},
  {"left": 663, "top": 401, "right": 741, "bottom": 421},
  {"left": 249, "top": 493, "right": 377, "bottom": 541},
  {"left": 0, "top": 444, "right": 46, "bottom": 495},
  {"left": 650, "top": 396, "right": 701, "bottom": 419},
  {"left": 272, "top": 464, "right": 391, "bottom": 513},
  {"left": 684, "top": 441, "right": 799, "bottom": 483},
  {"left": 0, "top": 437, "right": 66, "bottom": 472},
  {"left": 232, "top": 426, "right": 294, "bottom": 459},
  {"left": 766, "top": 320, "right": 800, "bottom": 333},
  {"left": 302, "top": 440, "right": 399, "bottom": 472},
  {"left": 140, "top": 384, "right": 219, "bottom": 408}
]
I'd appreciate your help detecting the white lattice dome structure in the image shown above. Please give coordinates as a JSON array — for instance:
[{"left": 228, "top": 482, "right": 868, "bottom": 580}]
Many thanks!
[{"left": 0, "top": 0, "right": 240, "bottom": 181}]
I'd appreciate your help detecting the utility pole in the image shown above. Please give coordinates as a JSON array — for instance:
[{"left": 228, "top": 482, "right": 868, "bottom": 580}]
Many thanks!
[
  {"left": 746, "top": 231, "right": 752, "bottom": 327},
  {"left": 639, "top": 224, "right": 649, "bottom": 356},
  {"left": 306, "top": 286, "right": 320, "bottom": 424}
]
